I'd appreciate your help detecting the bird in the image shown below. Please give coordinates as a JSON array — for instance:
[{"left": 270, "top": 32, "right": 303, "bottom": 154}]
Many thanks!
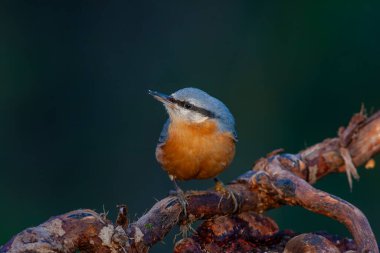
[{"left": 149, "top": 87, "right": 238, "bottom": 214}]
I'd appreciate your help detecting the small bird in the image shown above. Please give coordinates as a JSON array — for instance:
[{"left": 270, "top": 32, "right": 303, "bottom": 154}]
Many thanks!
[{"left": 149, "top": 87, "right": 237, "bottom": 213}]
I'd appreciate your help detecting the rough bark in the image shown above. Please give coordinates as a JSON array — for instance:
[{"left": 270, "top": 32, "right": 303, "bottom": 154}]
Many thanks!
[
  {"left": 174, "top": 212, "right": 357, "bottom": 253},
  {"left": 1, "top": 110, "right": 380, "bottom": 253}
]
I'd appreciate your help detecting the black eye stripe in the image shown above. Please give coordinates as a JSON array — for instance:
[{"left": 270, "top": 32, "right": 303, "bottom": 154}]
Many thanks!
[{"left": 170, "top": 98, "right": 215, "bottom": 118}]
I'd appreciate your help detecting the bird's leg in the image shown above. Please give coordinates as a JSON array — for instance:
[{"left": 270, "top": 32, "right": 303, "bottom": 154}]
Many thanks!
[
  {"left": 170, "top": 178, "right": 199, "bottom": 240},
  {"left": 213, "top": 177, "right": 239, "bottom": 213},
  {"left": 169, "top": 176, "right": 188, "bottom": 217}
]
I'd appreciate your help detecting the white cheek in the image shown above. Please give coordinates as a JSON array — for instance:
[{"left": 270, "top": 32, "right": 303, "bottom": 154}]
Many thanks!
[
  {"left": 166, "top": 106, "right": 208, "bottom": 123},
  {"left": 177, "top": 108, "right": 192, "bottom": 119},
  {"left": 182, "top": 109, "right": 208, "bottom": 123},
  {"left": 190, "top": 113, "right": 208, "bottom": 123}
]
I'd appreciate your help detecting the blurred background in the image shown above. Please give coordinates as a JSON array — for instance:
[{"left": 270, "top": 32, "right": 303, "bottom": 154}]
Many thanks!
[{"left": 1, "top": 1, "right": 380, "bottom": 252}]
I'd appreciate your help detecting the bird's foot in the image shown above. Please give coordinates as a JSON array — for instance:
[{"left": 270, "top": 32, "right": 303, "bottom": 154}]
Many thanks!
[
  {"left": 175, "top": 188, "right": 188, "bottom": 217},
  {"left": 214, "top": 178, "right": 239, "bottom": 213},
  {"left": 169, "top": 180, "right": 188, "bottom": 217},
  {"left": 169, "top": 175, "right": 187, "bottom": 217}
]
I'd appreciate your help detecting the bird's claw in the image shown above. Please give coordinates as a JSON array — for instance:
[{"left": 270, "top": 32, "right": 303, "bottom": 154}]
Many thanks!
[
  {"left": 172, "top": 188, "right": 188, "bottom": 217},
  {"left": 170, "top": 179, "right": 188, "bottom": 217}
]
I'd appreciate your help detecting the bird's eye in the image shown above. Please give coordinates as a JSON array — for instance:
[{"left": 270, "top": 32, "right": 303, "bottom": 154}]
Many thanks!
[{"left": 183, "top": 102, "right": 192, "bottom": 109}]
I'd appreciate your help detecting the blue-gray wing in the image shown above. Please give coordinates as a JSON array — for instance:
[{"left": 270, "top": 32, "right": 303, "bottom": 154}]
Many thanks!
[{"left": 158, "top": 119, "right": 170, "bottom": 144}]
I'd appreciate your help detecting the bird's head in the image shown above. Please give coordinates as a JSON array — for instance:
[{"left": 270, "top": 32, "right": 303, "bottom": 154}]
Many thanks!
[{"left": 149, "top": 87, "right": 237, "bottom": 139}]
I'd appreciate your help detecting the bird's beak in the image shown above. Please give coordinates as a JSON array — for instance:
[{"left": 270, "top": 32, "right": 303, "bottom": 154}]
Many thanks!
[{"left": 148, "top": 90, "right": 173, "bottom": 104}]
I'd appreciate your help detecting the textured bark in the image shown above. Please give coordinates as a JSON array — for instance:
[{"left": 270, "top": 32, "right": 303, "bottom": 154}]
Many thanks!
[
  {"left": 174, "top": 212, "right": 357, "bottom": 253},
  {"left": 1, "top": 110, "right": 380, "bottom": 253}
]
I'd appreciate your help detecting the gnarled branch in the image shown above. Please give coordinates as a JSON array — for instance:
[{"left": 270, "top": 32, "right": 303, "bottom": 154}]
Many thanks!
[{"left": 1, "top": 110, "right": 380, "bottom": 253}]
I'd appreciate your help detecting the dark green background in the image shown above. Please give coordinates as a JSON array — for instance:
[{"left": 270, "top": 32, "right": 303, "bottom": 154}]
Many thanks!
[{"left": 1, "top": 1, "right": 379, "bottom": 252}]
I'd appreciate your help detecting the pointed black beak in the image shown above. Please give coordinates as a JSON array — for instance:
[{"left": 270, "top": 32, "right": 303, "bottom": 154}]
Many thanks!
[{"left": 148, "top": 90, "right": 172, "bottom": 104}]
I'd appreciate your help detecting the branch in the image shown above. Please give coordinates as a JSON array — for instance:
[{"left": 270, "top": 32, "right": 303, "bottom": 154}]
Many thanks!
[
  {"left": 1, "top": 110, "right": 380, "bottom": 253},
  {"left": 173, "top": 212, "right": 357, "bottom": 253}
]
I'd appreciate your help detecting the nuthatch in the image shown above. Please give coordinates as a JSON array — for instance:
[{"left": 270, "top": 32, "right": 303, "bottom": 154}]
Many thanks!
[{"left": 149, "top": 87, "right": 238, "bottom": 214}]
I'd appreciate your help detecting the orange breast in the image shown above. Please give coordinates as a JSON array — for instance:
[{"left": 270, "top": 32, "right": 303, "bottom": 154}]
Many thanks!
[{"left": 156, "top": 119, "right": 235, "bottom": 180}]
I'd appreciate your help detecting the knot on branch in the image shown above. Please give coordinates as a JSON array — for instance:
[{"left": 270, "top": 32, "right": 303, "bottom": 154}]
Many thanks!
[
  {"left": 174, "top": 212, "right": 358, "bottom": 253},
  {"left": 174, "top": 212, "right": 280, "bottom": 253},
  {"left": 284, "top": 233, "right": 343, "bottom": 253}
]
